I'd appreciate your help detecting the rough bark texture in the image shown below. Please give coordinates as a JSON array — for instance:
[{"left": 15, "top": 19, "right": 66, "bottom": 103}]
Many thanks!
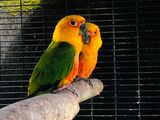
[{"left": 0, "top": 78, "right": 103, "bottom": 120}]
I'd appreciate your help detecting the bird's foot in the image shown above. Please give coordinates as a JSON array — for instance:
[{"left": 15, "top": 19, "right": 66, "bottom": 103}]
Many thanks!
[
  {"left": 75, "top": 76, "right": 93, "bottom": 88},
  {"left": 82, "top": 78, "right": 93, "bottom": 89},
  {"left": 51, "top": 85, "right": 66, "bottom": 94},
  {"left": 65, "top": 86, "right": 78, "bottom": 97},
  {"left": 52, "top": 88, "right": 61, "bottom": 94},
  {"left": 52, "top": 85, "right": 78, "bottom": 97},
  {"left": 74, "top": 76, "right": 81, "bottom": 81}
]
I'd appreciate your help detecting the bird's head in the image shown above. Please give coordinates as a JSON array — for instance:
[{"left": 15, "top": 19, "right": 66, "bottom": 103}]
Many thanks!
[
  {"left": 53, "top": 15, "right": 88, "bottom": 53},
  {"left": 82, "top": 22, "right": 102, "bottom": 52}
]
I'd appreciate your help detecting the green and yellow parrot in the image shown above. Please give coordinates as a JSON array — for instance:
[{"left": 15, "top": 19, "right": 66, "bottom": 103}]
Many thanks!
[
  {"left": 77, "top": 22, "right": 102, "bottom": 80},
  {"left": 28, "top": 15, "right": 88, "bottom": 97}
]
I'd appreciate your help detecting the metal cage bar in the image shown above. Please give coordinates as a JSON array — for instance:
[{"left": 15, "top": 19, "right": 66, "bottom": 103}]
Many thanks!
[{"left": 0, "top": 0, "right": 160, "bottom": 120}]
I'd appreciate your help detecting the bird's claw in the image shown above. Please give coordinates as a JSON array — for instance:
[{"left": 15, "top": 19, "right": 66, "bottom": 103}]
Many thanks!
[
  {"left": 83, "top": 78, "right": 93, "bottom": 89},
  {"left": 65, "top": 88, "right": 78, "bottom": 97},
  {"left": 52, "top": 89, "right": 60, "bottom": 94},
  {"left": 52, "top": 87, "right": 78, "bottom": 97},
  {"left": 74, "top": 76, "right": 81, "bottom": 81},
  {"left": 75, "top": 76, "right": 93, "bottom": 89},
  {"left": 51, "top": 86, "right": 66, "bottom": 94}
]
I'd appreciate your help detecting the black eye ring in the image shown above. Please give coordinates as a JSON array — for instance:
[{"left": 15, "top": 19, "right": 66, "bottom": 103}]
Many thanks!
[{"left": 69, "top": 20, "right": 77, "bottom": 26}]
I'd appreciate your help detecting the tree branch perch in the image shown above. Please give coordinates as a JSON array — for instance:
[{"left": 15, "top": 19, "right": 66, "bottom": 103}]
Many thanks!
[{"left": 0, "top": 78, "right": 103, "bottom": 120}]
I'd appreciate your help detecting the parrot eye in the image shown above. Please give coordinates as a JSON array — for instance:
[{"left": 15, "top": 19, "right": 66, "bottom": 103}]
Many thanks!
[
  {"left": 69, "top": 20, "right": 78, "bottom": 26},
  {"left": 93, "top": 31, "right": 97, "bottom": 36}
]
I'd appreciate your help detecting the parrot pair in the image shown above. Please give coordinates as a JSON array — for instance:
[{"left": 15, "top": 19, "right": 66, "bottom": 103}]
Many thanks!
[{"left": 28, "top": 15, "right": 102, "bottom": 97}]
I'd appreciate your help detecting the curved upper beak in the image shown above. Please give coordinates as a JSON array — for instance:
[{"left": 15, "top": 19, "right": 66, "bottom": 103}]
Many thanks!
[{"left": 79, "top": 23, "right": 91, "bottom": 44}]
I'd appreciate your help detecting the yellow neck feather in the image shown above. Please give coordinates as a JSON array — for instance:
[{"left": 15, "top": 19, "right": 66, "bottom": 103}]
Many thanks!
[{"left": 53, "top": 24, "right": 83, "bottom": 54}]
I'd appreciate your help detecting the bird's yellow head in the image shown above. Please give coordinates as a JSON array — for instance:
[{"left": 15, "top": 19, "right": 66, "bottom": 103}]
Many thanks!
[
  {"left": 82, "top": 22, "right": 102, "bottom": 53},
  {"left": 53, "top": 15, "right": 86, "bottom": 53}
]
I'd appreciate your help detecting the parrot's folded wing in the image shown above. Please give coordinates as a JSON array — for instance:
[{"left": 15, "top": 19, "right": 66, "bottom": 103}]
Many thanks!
[{"left": 28, "top": 41, "right": 75, "bottom": 97}]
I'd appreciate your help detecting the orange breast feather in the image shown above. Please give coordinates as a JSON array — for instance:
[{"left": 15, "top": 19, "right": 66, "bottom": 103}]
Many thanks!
[
  {"left": 58, "top": 57, "right": 79, "bottom": 88},
  {"left": 78, "top": 53, "right": 97, "bottom": 79}
]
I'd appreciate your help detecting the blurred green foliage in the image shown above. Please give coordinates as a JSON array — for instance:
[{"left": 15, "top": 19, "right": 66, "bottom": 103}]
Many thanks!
[{"left": 0, "top": 0, "right": 42, "bottom": 16}]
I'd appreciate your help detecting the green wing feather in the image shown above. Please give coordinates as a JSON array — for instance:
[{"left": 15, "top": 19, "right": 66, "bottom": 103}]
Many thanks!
[{"left": 28, "top": 41, "right": 75, "bottom": 97}]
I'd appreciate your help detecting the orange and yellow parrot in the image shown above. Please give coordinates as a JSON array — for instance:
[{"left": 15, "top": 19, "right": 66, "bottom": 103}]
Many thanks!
[
  {"left": 77, "top": 22, "right": 102, "bottom": 81},
  {"left": 28, "top": 15, "right": 89, "bottom": 97}
]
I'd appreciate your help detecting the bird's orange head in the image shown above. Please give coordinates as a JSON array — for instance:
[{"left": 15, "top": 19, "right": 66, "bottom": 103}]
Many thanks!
[
  {"left": 82, "top": 22, "right": 102, "bottom": 53},
  {"left": 53, "top": 15, "right": 87, "bottom": 53}
]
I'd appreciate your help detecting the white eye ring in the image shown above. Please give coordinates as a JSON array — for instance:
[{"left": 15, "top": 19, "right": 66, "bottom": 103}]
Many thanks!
[{"left": 69, "top": 20, "right": 78, "bottom": 26}]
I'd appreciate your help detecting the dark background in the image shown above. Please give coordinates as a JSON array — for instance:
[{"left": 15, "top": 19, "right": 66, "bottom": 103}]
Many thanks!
[{"left": 0, "top": 0, "right": 160, "bottom": 120}]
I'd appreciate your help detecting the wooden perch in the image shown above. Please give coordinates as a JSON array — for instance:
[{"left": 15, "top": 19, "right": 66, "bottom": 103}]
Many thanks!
[{"left": 0, "top": 78, "right": 103, "bottom": 120}]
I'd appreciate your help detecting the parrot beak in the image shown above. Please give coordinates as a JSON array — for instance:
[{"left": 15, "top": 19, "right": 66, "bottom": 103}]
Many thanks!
[
  {"left": 82, "top": 32, "right": 90, "bottom": 44},
  {"left": 79, "top": 23, "right": 91, "bottom": 44}
]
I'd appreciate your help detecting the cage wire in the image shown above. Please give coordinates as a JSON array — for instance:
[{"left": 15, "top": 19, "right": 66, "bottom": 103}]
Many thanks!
[{"left": 0, "top": 0, "right": 160, "bottom": 120}]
